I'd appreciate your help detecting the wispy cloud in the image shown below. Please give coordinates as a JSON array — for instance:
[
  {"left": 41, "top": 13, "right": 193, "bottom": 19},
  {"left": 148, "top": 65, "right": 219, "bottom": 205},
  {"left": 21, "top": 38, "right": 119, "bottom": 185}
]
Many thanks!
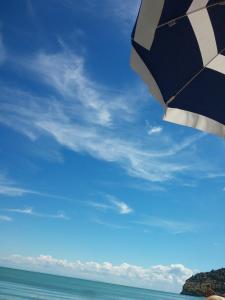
[
  {"left": 205, "top": 172, "right": 225, "bottom": 179},
  {"left": 4, "top": 207, "right": 33, "bottom": 214},
  {"left": 88, "top": 202, "right": 111, "bottom": 210},
  {"left": 148, "top": 126, "right": 163, "bottom": 136},
  {"left": 90, "top": 195, "right": 133, "bottom": 215},
  {"left": 110, "top": 200, "right": 132, "bottom": 215},
  {"left": 0, "top": 173, "right": 76, "bottom": 203},
  {"left": 146, "top": 121, "right": 163, "bottom": 136},
  {"left": 54, "top": 0, "right": 140, "bottom": 32},
  {"left": 26, "top": 0, "right": 36, "bottom": 20},
  {"left": 93, "top": 218, "right": 129, "bottom": 230},
  {"left": 0, "top": 185, "right": 32, "bottom": 197},
  {"left": 0, "top": 175, "right": 32, "bottom": 197},
  {"left": 0, "top": 33, "right": 6, "bottom": 65},
  {"left": 0, "top": 174, "right": 130, "bottom": 217},
  {"left": 128, "top": 181, "right": 167, "bottom": 192},
  {"left": 107, "top": 195, "right": 133, "bottom": 214},
  {"left": 24, "top": 50, "right": 137, "bottom": 128},
  {"left": 1, "top": 207, "right": 70, "bottom": 220},
  {"left": 106, "top": 0, "right": 141, "bottom": 30},
  {"left": 136, "top": 216, "right": 195, "bottom": 234},
  {"left": 0, "top": 44, "right": 211, "bottom": 185},
  {"left": 0, "top": 215, "right": 12, "bottom": 222},
  {"left": 0, "top": 254, "right": 193, "bottom": 292},
  {"left": 0, "top": 91, "right": 203, "bottom": 183}
]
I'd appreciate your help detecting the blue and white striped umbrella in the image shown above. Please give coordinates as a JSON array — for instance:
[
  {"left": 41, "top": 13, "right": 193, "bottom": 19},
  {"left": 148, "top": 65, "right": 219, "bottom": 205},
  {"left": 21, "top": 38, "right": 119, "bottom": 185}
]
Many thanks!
[{"left": 131, "top": 0, "right": 225, "bottom": 137}]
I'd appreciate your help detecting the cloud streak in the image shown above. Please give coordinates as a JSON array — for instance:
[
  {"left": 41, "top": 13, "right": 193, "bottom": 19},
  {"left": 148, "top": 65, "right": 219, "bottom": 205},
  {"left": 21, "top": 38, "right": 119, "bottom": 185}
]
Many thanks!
[
  {"left": 0, "top": 173, "right": 78, "bottom": 203},
  {"left": 0, "top": 173, "right": 130, "bottom": 219},
  {"left": 25, "top": 50, "right": 137, "bottom": 128},
  {"left": 0, "top": 44, "right": 211, "bottom": 186},
  {"left": 54, "top": 0, "right": 141, "bottom": 32},
  {"left": 0, "top": 254, "right": 193, "bottom": 292},
  {"left": 105, "top": 0, "right": 141, "bottom": 31},
  {"left": 109, "top": 198, "right": 133, "bottom": 215},
  {"left": 0, "top": 175, "right": 33, "bottom": 197},
  {"left": 0, "top": 33, "right": 6, "bottom": 65},
  {"left": 90, "top": 195, "right": 133, "bottom": 215},
  {"left": 0, "top": 215, "right": 12, "bottom": 222},
  {"left": 148, "top": 126, "right": 163, "bottom": 136},
  {"left": 93, "top": 218, "right": 129, "bottom": 230},
  {"left": 1, "top": 207, "right": 70, "bottom": 220},
  {"left": 136, "top": 216, "right": 195, "bottom": 234}
]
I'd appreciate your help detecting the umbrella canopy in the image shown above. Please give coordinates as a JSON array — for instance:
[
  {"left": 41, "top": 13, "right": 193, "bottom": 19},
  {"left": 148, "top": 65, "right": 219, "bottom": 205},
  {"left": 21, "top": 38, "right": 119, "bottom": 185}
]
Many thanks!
[{"left": 131, "top": 0, "right": 225, "bottom": 137}]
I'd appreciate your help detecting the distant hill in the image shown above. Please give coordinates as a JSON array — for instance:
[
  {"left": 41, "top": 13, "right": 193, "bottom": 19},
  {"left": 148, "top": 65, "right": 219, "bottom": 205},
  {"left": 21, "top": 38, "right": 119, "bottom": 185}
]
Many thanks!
[{"left": 181, "top": 268, "right": 225, "bottom": 297}]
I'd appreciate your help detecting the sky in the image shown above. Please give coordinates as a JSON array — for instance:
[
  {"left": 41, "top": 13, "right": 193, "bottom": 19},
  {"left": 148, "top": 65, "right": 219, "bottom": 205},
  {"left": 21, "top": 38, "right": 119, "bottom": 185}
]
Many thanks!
[{"left": 0, "top": 0, "right": 225, "bottom": 293}]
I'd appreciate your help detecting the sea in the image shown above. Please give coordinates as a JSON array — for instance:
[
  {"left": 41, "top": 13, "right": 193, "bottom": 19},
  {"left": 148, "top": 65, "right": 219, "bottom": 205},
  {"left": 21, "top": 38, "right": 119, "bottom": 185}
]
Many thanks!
[{"left": 0, "top": 267, "right": 201, "bottom": 300}]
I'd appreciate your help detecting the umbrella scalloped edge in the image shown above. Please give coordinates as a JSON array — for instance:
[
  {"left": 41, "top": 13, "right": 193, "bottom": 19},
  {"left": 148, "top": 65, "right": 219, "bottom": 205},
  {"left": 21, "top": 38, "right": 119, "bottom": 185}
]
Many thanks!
[{"left": 164, "top": 107, "right": 225, "bottom": 138}]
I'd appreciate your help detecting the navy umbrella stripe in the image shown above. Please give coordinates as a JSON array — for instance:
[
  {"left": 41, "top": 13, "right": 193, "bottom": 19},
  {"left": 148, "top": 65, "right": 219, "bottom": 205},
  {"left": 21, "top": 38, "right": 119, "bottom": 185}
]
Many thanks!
[{"left": 131, "top": 0, "right": 225, "bottom": 137}]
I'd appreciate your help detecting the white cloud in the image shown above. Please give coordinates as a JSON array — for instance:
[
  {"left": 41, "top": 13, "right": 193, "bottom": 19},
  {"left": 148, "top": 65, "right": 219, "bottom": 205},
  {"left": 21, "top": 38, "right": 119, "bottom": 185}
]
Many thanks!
[
  {"left": 0, "top": 254, "right": 193, "bottom": 292},
  {"left": 0, "top": 174, "right": 129, "bottom": 217},
  {"left": 0, "top": 46, "right": 208, "bottom": 185},
  {"left": 148, "top": 126, "right": 163, "bottom": 136},
  {"left": 0, "top": 215, "right": 12, "bottom": 222},
  {"left": 108, "top": 196, "right": 133, "bottom": 215},
  {"left": 0, "top": 174, "right": 57, "bottom": 199},
  {"left": 0, "top": 92, "right": 191, "bottom": 184},
  {"left": 0, "top": 185, "right": 31, "bottom": 197},
  {"left": 93, "top": 218, "right": 129, "bottom": 230},
  {"left": 0, "top": 173, "right": 77, "bottom": 202},
  {"left": 35, "top": 120, "right": 195, "bottom": 182},
  {"left": 24, "top": 50, "right": 137, "bottom": 128},
  {"left": 90, "top": 195, "right": 133, "bottom": 215},
  {"left": 5, "top": 207, "right": 33, "bottom": 214},
  {"left": 129, "top": 182, "right": 167, "bottom": 192},
  {"left": 136, "top": 216, "right": 195, "bottom": 234},
  {"left": 107, "top": 0, "right": 141, "bottom": 30},
  {"left": 1, "top": 207, "right": 70, "bottom": 220},
  {"left": 26, "top": 0, "right": 35, "bottom": 20},
  {"left": 0, "top": 33, "right": 6, "bottom": 65},
  {"left": 88, "top": 201, "right": 111, "bottom": 210},
  {"left": 58, "top": 0, "right": 140, "bottom": 32},
  {"left": 0, "top": 175, "right": 32, "bottom": 197},
  {"left": 205, "top": 172, "right": 225, "bottom": 179},
  {"left": 111, "top": 200, "right": 132, "bottom": 215}
]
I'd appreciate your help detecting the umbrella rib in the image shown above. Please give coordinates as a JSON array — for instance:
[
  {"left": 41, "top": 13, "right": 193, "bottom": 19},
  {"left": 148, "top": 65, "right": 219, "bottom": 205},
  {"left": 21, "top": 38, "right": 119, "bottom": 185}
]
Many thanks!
[
  {"left": 157, "top": 1, "right": 222, "bottom": 29},
  {"left": 166, "top": 47, "right": 225, "bottom": 105}
]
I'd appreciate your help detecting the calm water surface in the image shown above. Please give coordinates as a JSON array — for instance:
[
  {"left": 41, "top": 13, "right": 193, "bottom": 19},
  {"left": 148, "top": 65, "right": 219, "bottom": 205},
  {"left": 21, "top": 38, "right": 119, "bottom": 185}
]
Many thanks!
[{"left": 0, "top": 267, "right": 201, "bottom": 300}]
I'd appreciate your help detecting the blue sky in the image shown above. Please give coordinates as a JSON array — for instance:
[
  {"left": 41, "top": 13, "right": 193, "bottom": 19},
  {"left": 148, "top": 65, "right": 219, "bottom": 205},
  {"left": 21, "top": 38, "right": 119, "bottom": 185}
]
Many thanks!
[{"left": 0, "top": 0, "right": 225, "bottom": 293}]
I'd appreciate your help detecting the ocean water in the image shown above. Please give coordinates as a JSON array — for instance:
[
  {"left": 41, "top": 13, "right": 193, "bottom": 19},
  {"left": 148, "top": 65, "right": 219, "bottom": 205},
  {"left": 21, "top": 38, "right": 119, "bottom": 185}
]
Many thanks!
[{"left": 0, "top": 267, "right": 200, "bottom": 300}]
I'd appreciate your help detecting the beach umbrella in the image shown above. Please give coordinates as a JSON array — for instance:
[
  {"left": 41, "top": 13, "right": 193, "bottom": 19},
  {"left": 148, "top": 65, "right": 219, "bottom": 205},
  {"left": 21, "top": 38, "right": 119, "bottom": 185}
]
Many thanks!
[{"left": 131, "top": 0, "right": 225, "bottom": 137}]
